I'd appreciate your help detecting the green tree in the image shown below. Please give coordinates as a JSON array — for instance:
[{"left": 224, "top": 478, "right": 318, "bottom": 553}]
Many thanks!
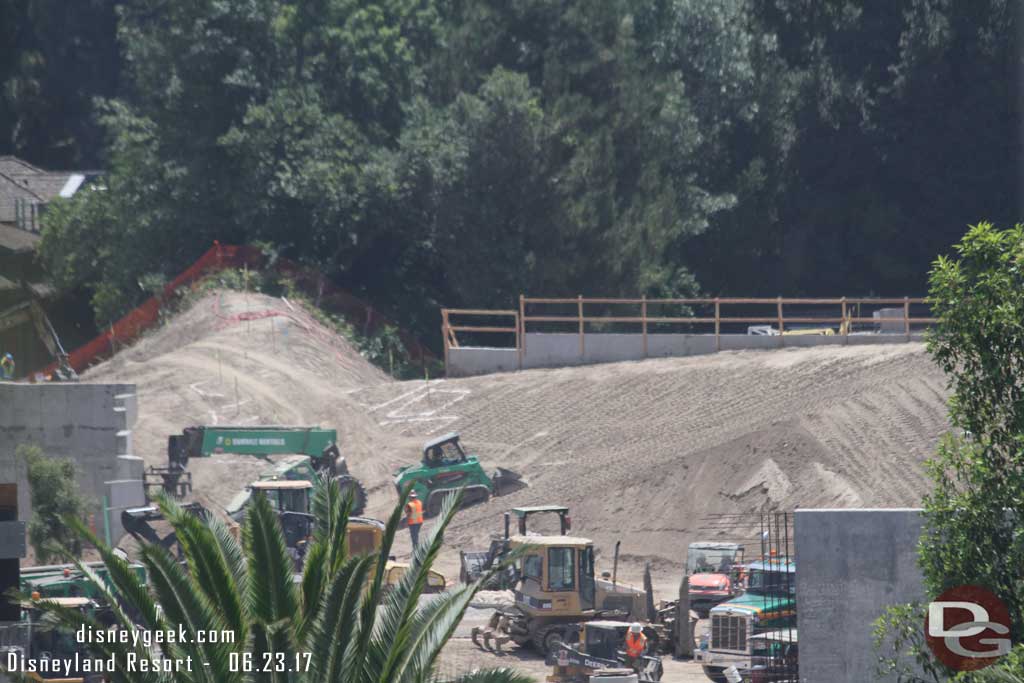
[
  {"left": 25, "top": 483, "right": 531, "bottom": 683},
  {"left": 875, "top": 223, "right": 1024, "bottom": 680},
  {"left": 18, "top": 443, "right": 86, "bottom": 563},
  {"left": 921, "top": 223, "right": 1024, "bottom": 642}
]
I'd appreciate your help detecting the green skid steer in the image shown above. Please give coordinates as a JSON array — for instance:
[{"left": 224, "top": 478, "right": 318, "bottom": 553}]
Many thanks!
[{"left": 392, "top": 432, "right": 523, "bottom": 517}]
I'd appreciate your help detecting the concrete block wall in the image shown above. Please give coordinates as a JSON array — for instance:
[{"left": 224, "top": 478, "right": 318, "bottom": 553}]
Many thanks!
[
  {"left": 447, "top": 331, "right": 927, "bottom": 377},
  {"left": 0, "top": 382, "right": 138, "bottom": 544},
  {"left": 795, "top": 508, "right": 927, "bottom": 683}
]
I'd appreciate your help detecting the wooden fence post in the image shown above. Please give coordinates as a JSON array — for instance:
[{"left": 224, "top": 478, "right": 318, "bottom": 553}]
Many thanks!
[
  {"left": 578, "top": 295, "right": 585, "bottom": 360},
  {"left": 777, "top": 296, "right": 784, "bottom": 347},
  {"left": 841, "top": 297, "right": 848, "bottom": 344},
  {"left": 442, "top": 309, "right": 450, "bottom": 378},
  {"left": 714, "top": 298, "right": 721, "bottom": 351},
  {"left": 519, "top": 295, "right": 526, "bottom": 370},
  {"left": 641, "top": 296, "right": 648, "bottom": 358},
  {"left": 904, "top": 296, "right": 911, "bottom": 341}
]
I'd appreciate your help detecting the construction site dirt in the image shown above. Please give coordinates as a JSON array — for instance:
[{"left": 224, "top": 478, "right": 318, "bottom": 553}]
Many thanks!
[{"left": 86, "top": 289, "right": 951, "bottom": 677}]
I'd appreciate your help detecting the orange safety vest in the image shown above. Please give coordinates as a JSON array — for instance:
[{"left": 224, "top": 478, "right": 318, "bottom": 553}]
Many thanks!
[
  {"left": 406, "top": 499, "right": 424, "bottom": 525},
  {"left": 624, "top": 631, "right": 646, "bottom": 658}
]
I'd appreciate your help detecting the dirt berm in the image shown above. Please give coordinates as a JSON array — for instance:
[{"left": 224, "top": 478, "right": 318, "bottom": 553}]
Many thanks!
[{"left": 88, "top": 290, "right": 950, "bottom": 590}]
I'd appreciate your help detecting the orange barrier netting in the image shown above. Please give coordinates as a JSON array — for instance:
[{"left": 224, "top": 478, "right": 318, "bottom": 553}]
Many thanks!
[{"left": 38, "top": 243, "right": 432, "bottom": 378}]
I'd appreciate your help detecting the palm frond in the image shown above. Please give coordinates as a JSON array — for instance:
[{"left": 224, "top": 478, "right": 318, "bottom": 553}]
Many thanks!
[
  {"left": 438, "top": 669, "right": 536, "bottom": 683},
  {"left": 242, "top": 491, "right": 298, "bottom": 624}
]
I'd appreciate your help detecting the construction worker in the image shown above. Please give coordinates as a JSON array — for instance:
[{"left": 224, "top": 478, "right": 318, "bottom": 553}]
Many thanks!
[
  {"left": 0, "top": 353, "right": 14, "bottom": 380},
  {"left": 623, "top": 622, "right": 647, "bottom": 673},
  {"left": 405, "top": 491, "right": 424, "bottom": 548}
]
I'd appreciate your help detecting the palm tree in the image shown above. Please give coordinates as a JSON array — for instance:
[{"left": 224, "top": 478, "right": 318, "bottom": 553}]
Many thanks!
[{"left": 24, "top": 483, "right": 533, "bottom": 683}]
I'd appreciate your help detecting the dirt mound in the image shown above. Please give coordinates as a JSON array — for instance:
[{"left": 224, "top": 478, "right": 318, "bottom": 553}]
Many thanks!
[
  {"left": 347, "top": 343, "right": 950, "bottom": 589},
  {"left": 89, "top": 294, "right": 950, "bottom": 592},
  {"left": 86, "top": 290, "right": 416, "bottom": 508}
]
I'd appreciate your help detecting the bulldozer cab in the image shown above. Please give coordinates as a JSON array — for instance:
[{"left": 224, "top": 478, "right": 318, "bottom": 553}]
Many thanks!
[
  {"left": 422, "top": 433, "right": 467, "bottom": 467},
  {"left": 510, "top": 535, "right": 597, "bottom": 615}
]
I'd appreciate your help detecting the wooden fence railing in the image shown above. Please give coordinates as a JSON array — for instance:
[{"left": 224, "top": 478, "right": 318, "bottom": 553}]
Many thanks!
[{"left": 442, "top": 296, "right": 936, "bottom": 372}]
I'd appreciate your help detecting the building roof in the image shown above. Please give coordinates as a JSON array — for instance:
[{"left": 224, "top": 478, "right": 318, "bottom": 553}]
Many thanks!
[
  {"left": 0, "top": 156, "right": 45, "bottom": 175},
  {"left": 5, "top": 172, "right": 75, "bottom": 200},
  {"left": 0, "top": 222, "right": 42, "bottom": 252}
]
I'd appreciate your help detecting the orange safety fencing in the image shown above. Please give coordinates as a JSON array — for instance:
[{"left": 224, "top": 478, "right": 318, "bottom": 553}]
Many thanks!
[{"left": 37, "top": 243, "right": 432, "bottom": 379}]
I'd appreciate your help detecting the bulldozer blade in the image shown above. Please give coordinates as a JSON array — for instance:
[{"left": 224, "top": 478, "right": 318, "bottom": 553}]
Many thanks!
[{"left": 492, "top": 468, "right": 527, "bottom": 496}]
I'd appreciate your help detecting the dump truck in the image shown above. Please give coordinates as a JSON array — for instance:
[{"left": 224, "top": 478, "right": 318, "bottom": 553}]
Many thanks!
[
  {"left": 546, "top": 621, "right": 664, "bottom": 683},
  {"left": 699, "top": 559, "right": 796, "bottom": 683},
  {"left": 393, "top": 432, "right": 522, "bottom": 516},
  {"left": 149, "top": 425, "right": 367, "bottom": 515},
  {"left": 471, "top": 529, "right": 648, "bottom": 655}
]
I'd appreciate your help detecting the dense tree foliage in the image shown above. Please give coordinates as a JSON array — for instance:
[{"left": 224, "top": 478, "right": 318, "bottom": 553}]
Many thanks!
[
  {"left": 18, "top": 442, "right": 86, "bottom": 563},
  {"left": 2, "top": 0, "right": 1017, "bottom": 340}
]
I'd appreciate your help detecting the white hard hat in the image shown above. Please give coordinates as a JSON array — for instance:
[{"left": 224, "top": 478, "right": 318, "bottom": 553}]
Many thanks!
[
  {"left": 629, "top": 622, "right": 642, "bottom": 633},
  {"left": 409, "top": 491, "right": 418, "bottom": 498}
]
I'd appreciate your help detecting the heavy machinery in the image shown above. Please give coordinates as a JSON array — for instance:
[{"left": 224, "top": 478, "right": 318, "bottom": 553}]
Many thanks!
[
  {"left": 470, "top": 530, "right": 647, "bottom": 655},
  {"left": 19, "top": 561, "right": 147, "bottom": 603},
  {"left": 228, "top": 478, "right": 445, "bottom": 591},
  {"left": 149, "top": 426, "right": 367, "bottom": 515},
  {"left": 0, "top": 597, "right": 107, "bottom": 682},
  {"left": 686, "top": 542, "right": 745, "bottom": 616},
  {"left": 699, "top": 559, "right": 796, "bottom": 683},
  {"left": 460, "top": 505, "right": 572, "bottom": 588},
  {"left": 546, "top": 621, "right": 664, "bottom": 683},
  {"left": 392, "top": 433, "right": 522, "bottom": 516},
  {"left": 342, "top": 515, "right": 446, "bottom": 593}
]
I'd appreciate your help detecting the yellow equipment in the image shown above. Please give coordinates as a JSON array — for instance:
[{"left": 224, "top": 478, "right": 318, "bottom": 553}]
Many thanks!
[
  {"left": 345, "top": 516, "right": 447, "bottom": 593},
  {"left": 227, "top": 481, "right": 446, "bottom": 591},
  {"left": 472, "top": 534, "right": 647, "bottom": 654}
]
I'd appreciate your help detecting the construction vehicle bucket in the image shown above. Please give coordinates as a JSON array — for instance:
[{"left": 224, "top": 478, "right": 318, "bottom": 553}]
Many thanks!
[{"left": 492, "top": 467, "right": 525, "bottom": 495}]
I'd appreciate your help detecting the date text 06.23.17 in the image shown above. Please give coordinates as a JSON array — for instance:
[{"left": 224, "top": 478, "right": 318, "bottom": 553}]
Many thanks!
[{"left": 230, "top": 652, "right": 312, "bottom": 672}]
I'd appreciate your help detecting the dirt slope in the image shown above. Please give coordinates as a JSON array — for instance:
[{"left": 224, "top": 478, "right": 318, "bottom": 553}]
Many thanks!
[
  {"left": 88, "top": 291, "right": 951, "bottom": 591},
  {"left": 348, "top": 343, "right": 950, "bottom": 588},
  {"left": 86, "top": 290, "right": 419, "bottom": 511}
]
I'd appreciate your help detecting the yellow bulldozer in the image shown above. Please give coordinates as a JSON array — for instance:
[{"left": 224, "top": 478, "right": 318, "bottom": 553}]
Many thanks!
[{"left": 471, "top": 512, "right": 647, "bottom": 655}]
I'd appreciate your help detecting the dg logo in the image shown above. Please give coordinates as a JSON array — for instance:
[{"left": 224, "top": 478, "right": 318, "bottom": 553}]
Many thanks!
[{"left": 926, "top": 585, "right": 1012, "bottom": 671}]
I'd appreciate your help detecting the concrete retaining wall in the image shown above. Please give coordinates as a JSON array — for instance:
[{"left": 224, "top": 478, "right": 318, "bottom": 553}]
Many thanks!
[
  {"left": 795, "top": 508, "right": 926, "bottom": 683},
  {"left": 0, "top": 382, "right": 138, "bottom": 543},
  {"left": 447, "top": 332, "right": 927, "bottom": 377}
]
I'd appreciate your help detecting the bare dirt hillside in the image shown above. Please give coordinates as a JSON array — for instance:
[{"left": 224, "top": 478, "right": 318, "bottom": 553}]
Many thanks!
[
  {"left": 86, "top": 289, "right": 421, "bottom": 511},
  {"left": 88, "top": 291, "right": 951, "bottom": 593},
  {"left": 349, "top": 343, "right": 951, "bottom": 590}
]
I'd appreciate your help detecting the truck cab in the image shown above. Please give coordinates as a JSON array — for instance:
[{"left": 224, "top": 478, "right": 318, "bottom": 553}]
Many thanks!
[{"left": 700, "top": 559, "right": 796, "bottom": 683}]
